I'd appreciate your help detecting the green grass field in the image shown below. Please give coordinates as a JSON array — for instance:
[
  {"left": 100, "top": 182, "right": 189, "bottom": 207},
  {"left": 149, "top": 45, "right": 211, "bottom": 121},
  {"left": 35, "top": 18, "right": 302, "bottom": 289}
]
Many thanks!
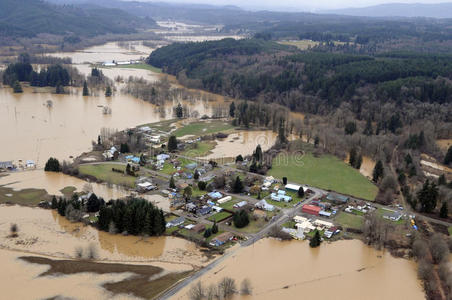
[
  {"left": 208, "top": 211, "right": 232, "bottom": 222},
  {"left": 173, "top": 121, "right": 234, "bottom": 138},
  {"left": 269, "top": 153, "right": 378, "bottom": 201},
  {"left": 335, "top": 212, "right": 364, "bottom": 229},
  {"left": 78, "top": 164, "right": 137, "bottom": 188},
  {"left": 182, "top": 142, "right": 216, "bottom": 157},
  {"left": 278, "top": 40, "right": 320, "bottom": 50},
  {"left": 111, "top": 63, "right": 162, "bottom": 73},
  {"left": 0, "top": 187, "right": 49, "bottom": 206}
]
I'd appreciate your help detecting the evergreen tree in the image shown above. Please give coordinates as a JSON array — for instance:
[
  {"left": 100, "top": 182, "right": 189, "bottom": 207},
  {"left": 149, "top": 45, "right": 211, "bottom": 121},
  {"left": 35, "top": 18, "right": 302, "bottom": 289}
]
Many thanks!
[
  {"left": 233, "top": 210, "right": 249, "bottom": 228},
  {"left": 298, "top": 187, "right": 305, "bottom": 198},
  {"left": 212, "top": 222, "right": 218, "bottom": 234},
  {"left": 183, "top": 186, "right": 192, "bottom": 201},
  {"left": 233, "top": 176, "right": 244, "bottom": 193},
  {"left": 277, "top": 118, "right": 287, "bottom": 144},
  {"left": 253, "top": 144, "right": 263, "bottom": 163},
  {"left": 198, "top": 181, "right": 207, "bottom": 190},
  {"left": 97, "top": 135, "right": 101, "bottom": 145},
  {"left": 82, "top": 81, "right": 89, "bottom": 96},
  {"left": 372, "top": 160, "right": 384, "bottom": 182},
  {"left": 51, "top": 195, "right": 58, "bottom": 209},
  {"left": 194, "top": 170, "right": 200, "bottom": 180},
  {"left": 204, "top": 228, "right": 212, "bottom": 238},
  {"left": 229, "top": 101, "right": 235, "bottom": 118},
  {"left": 417, "top": 180, "right": 439, "bottom": 213},
  {"left": 438, "top": 174, "right": 447, "bottom": 186},
  {"left": 445, "top": 146, "right": 452, "bottom": 165},
  {"left": 440, "top": 202, "right": 448, "bottom": 219},
  {"left": 55, "top": 84, "right": 64, "bottom": 94},
  {"left": 314, "top": 136, "right": 320, "bottom": 148},
  {"left": 169, "top": 176, "right": 176, "bottom": 189},
  {"left": 283, "top": 177, "right": 288, "bottom": 185},
  {"left": 363, "top": 118, "right": 373, "bottom": 136},
  {"left": 168, "top": 135, "right": 178, "bottom": 152},
  {"left": 175, "top": 103, "right": 183, "bottom": 118},
  {"left": 349, "top": 148, "right": 357, "bottom": 167},
  {"left": 105, "top": 85, "right": 112, "bottom": 97},
  {"left": 86, "top": 193, "right": 101, "bottom": 212},
  {"left": 44, "top": 157, "right": 61, "bottom": 172},
  {"left": 309, "top": 230, "right": 321, "bottom": 248},
  {"left": 344, "top": 121, "right": 357, "bottom": 135},
  {"left": 120, "top": 143, "right": 130, "bottom": 153},
  {"left": 235, "top": 155, "right": 243, "bottom": 163},
  {"left": 12, "top": 80, "right": 23, "bottom": 93},
  {"left": 355, "top": 154, "right": 363, "bottom": 169}
]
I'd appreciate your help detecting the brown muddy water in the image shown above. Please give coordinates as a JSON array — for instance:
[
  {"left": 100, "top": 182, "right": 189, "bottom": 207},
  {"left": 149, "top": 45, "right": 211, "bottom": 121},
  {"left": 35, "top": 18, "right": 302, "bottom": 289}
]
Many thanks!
[
  {"left": 174, "top": 238, "right": 425, "bottom": 300},
  {"left": 0, "top": 205, "right": 208, "bottom": 267},
  {"left": 1, "top": 248, "right": 140, "bottom": 300},
  {"left": 203, "top": 131, "right": 278, "bottom": 160},
  {"left": 49, "top": 41, "right": 154, "bottom": 64},
  {"left": 0, "top": 87, "right": 216, "bottom": 166}
]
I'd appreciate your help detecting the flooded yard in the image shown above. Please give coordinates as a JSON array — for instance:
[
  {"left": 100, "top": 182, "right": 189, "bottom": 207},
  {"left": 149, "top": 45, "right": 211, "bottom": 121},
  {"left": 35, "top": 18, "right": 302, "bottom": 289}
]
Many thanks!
[{"left": 174, "top": 238, "right": 424, "bottom": 300}]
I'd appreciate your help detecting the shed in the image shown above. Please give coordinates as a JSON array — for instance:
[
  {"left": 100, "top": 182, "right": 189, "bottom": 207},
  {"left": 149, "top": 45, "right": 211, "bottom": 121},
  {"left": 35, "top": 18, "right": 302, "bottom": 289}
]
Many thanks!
[
  {"left": 191, "top": 223, "right": 206, "bottom": 233},
  {"left": 302, "top": 204, "right": 321, "bottom": 216},
  {"left": 0, "top": 161, "right": 13, "bottom": 170},
  {"left": 217, "top": 196, "right": 232, "bottom": 204},
  {"left": 233, "top": 201, "right": 248, "bottom": 208},
  {"left": 326, "top": 193, "right": 349, "bottom": 204}
]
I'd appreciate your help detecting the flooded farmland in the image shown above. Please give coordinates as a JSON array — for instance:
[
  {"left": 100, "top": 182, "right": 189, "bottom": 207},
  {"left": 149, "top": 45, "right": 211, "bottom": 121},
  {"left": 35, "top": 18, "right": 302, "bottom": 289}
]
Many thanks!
[
  {"left": 174, "top": 238, "right": 425, "bottom": 300},
  {"left": 0, "top": 87, "right": 216, "bottom": 166}
]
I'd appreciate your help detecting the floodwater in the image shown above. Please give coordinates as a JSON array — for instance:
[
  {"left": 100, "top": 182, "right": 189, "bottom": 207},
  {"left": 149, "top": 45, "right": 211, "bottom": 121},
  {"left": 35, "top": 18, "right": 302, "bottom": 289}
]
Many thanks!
[
  {"left": 437, "top": 139, "right": 452, "bottom": 151},
  {"left": 174, "top": 238, "right": 424, "bottom": 300},
  {"left": 0, "top": 170, "right": 170, "bottom": 211},
  {"left": 0, "top": 248, "right": 139, "bottom": 300},
  {"left": 203, "top": 131, "right": 278, "bottom": 159},
  {"left": 49, "top": 41, "right": 154, "bottom": 64},
  {"left": 344, "top": 155, "right": 376, "bottom": 178},
  {"left": 0, "top": 87, "right": 215, "bottom": 167},
  {"left": 0, "top": 205, "right": 208, "bottom": 267}
]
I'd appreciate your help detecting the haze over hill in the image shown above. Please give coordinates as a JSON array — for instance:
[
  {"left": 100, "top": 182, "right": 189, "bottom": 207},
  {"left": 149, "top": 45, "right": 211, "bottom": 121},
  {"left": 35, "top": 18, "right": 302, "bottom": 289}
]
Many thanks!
[{"left": 322, "top": 2, "right": 452, "bottom": 18}]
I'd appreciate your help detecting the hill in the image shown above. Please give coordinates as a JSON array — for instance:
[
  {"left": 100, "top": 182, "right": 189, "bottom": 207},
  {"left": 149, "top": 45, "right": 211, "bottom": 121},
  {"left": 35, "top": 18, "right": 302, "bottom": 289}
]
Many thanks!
[
  {"left": 322, "top": 3, "right": 452, "bottom": 18},
  {"left": 0, "top": 0, "right": 156, "bottom": 38}
]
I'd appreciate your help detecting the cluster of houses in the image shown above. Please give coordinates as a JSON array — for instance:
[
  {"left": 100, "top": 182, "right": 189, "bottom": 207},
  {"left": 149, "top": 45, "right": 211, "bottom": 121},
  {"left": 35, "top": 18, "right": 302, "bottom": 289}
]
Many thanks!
[
  {"left": 0, "top": 160, "right": 36, "bottom": 171},
  {"left": 136, "top": 177, "right": 157, "bottom": 193},
  {"left": 183, "top": 191, "right": 230, "bottom": 217},
  {"left": 283, "top": 215, "right": 339, "bottom": 240}
]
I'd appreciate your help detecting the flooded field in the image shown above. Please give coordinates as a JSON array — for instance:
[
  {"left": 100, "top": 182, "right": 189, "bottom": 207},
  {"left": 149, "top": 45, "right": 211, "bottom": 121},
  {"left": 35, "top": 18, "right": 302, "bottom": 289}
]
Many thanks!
[
  {"left": 0, "top": 87, "right": 216, "bottom": 166},
  {"left": 174, "top": 238, "right": 424, "bottom": 300},
  {"left": 0, "top": 205, "right": 208, "bottom": 267},
  {"left": 0, "top": 170, "right": 170, "bottom": 211},
  {"left": 0, "top": 249, "right": 141, "bottom": 300},
  {"left": 49, "top": 41, "right": 154, "bottom": 64},
  {"left": 437, "top": 139, "right": 452, "bottom": 151},
  {"left": 344, "top": 155, "right": 376, "bottom": 178},
  {"left": 204, "top": 131, "right": 278, "bottom": 159}
]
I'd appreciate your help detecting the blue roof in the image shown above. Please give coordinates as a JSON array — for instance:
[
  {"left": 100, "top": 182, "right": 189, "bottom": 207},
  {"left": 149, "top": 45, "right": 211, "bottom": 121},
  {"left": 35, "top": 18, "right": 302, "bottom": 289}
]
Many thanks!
[
  {"left": 131, "top": 157, "right": 140, "bottom": 163},
  {"left": 208, "top": 192, "right": 222, "bottom": 199}
]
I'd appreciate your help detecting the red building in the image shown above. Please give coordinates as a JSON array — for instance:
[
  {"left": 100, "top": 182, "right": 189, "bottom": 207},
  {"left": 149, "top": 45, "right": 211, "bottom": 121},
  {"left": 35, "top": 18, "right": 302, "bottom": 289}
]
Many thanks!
[{"left": 302, "top": 204, "right": 321, "bottom": 216}]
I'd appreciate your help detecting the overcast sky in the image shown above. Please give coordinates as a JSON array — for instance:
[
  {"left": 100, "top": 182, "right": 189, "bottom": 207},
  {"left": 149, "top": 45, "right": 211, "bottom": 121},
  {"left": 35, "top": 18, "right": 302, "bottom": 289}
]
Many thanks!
[{"left": 139, "top": 0, "right": 450, "bottom": 11}]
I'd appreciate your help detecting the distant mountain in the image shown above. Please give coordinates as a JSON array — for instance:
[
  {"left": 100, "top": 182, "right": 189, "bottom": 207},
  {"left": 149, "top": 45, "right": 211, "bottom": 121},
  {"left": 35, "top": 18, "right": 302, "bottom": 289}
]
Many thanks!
[
  {"left": 0, "top": 0, "right": 156, "bottom": 38},
  {"left": 322, "top": 2, "right": 452, "bottom": 18}
]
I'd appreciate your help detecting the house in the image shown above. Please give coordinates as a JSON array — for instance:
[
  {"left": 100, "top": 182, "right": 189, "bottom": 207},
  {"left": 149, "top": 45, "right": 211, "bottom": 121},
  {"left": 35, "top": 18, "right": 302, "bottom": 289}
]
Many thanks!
[
  {"left": 186, "top": 202, "right": 197, "bottom": 212},
  {"left": 282, "top": 227, "right": 305, "bottom": 240},
  {"left": 186, "top": 163, "right": 197, "bottom": 170},
  {"left": 271, "top": 190, "right": 292, "bottom": 202},
  {"left": 212, "top": 206, "right": 223, "bottom": 213},
  {"left": 302, "top": 204, "right": 321, "bottom": 216},
  {"left": 137, "top": 181, "right": 155, "bottom": 192},
  {"left": 319, "top": 210, "right": 332, "bottom": 218},
  {"left": 26, "top": 160, "right": 36, "bottom": 168},
  {"left": 210, "top": 232, "right": 234, "bottom": 247},
  {"left": 233, "top": 201, "right": 248, "bottom": 209},
  {"left": 208, "top": 191, "right": 223, "bottom": 200},
  {"left": 295, "top": 219, "right": 315, "bottom": 233},
  {"left": 156, "top": 154, "right": 170, "bottom": 161},
  {"left": 198, "top": 206, "right": 212, "bottom": 216},
  {"left": 255, "top": 199, "right": 275, "bottom": 212},
  {"left": 117, "top": 61, "right": 131, "bottom": 65},
  {"left": 383, "top": 211, "right": 402, "bottom": 222},
  {"left": 139, "top": 126, "right": 152, "bottom": 133},
  {"left": 166, "top": 216, "right": 185, "bottom": 228},
  {"left": 217, "top": 196, "right": 232, "bottom": 204},
  {"left": 313, "top": 219, "right": 334, "bottom": 229},
  {"left": 326, "top": 193, "right": 349, "bottom": 204},
  {"left": 191, "top": 223, "right": 206, "bottom": 234}
]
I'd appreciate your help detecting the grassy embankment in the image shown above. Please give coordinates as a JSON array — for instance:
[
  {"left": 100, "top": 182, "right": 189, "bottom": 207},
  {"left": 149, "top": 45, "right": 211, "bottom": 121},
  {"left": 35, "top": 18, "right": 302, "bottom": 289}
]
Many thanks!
[
  {"left": 173, "top": 121, "right": 235, "bottom": 138},
  {"left": 78, "top": 164, "right": 137, "bottom": 188},
  {"left": 106, "top": 63, "right": 162, "bottom": 73},
  {"left": 20, "top": 256, "right": 189, "bottom": 299},
  {"left": 269, "top": 152, "right": 378, "bottom": 201},
  {"left": 0, "top": 186, "right": 48, "bottom": 206}
]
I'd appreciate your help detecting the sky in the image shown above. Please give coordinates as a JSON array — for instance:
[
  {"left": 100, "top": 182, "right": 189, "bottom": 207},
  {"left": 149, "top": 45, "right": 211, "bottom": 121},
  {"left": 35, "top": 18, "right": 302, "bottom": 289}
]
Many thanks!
[{"left": 137, "top": 0, "right": 450, "bottom": 11}]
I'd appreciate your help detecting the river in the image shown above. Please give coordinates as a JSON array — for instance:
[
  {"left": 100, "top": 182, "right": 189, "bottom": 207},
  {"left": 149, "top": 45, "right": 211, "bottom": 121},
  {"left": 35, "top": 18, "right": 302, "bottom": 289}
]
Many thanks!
[{"left": 173, "top": 238, "right": 425, "bottom": 300}]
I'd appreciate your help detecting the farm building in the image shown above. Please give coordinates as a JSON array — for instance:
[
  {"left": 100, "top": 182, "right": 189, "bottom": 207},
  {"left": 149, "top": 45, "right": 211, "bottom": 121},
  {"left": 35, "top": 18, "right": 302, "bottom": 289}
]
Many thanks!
[
  {"left": 217, "top": 196, "right": 232, "bottom": 204},
  {"left": 233, "top": 201, "right": 248, "bottom": 209},
  {"left": 383, "top": 210, "right": 402, "bottom": 222},
  {"left": 285, "top": 184, "right": 308, "bottom": 193},
  {"left": 302, "top": 204, "right": 321, "bottom": 216},
  {"left": 208, "top": 191, "right": 223, "bottom": 200},
  {"left": 210, "top": 232, "right": 234, "bottom": 247},
  {"left": 326, "top": 193, "right": 349, "bottom": 204}
]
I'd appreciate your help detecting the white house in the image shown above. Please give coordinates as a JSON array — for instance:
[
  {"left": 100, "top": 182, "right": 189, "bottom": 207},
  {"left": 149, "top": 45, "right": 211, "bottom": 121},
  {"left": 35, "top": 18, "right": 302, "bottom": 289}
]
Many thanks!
[{"left": 255, "top": 199, "right": 275, "bottom": 211}]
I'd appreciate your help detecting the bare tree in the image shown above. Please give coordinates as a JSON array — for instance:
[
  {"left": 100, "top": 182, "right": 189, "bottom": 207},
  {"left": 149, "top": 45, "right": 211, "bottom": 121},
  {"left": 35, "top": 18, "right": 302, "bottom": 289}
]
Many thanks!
[
  {"left": 206, "top": 284, "right": 217, "bottom": 300},
  {"left": 86, "top": 243, "right": 99, "bottom": 260},
  {"left": 218, "top": 277, "right": 236, "bottom": 298},
  {"left": 188, "top": 282, "right": 205, "bottom": 300},
  {"left": 430, "top": 234, "right": 449, "bottom": 264},
  {"left": 9, "top": 223, "right": 18, "bottom": 237},
  {"left": 240, "top": 278, "right": 252, "bottom": 295},
  {"left": 75, "top": 246, "right": 83, "bottom": 259},
  {"left": 412, "top": 238, "right": 428, "bottom": 260}
]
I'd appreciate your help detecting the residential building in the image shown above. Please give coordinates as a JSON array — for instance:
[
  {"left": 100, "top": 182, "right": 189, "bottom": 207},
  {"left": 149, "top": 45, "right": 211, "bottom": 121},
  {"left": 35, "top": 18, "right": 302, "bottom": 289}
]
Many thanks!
[
  {"left": 166, "top": 216, "right": 185, "bottom": 228},
  {"left": 233, "top": 201, "right": 248, "bottom": 209},
  {"left": 210, "top": 232, "right": 234, "bottom": 246},
  {"left": 255, "top": 199, "right": 275, "bottom": 211},
  {"left": 271, "top": 190, "right": 292, "bottom": 202}
]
